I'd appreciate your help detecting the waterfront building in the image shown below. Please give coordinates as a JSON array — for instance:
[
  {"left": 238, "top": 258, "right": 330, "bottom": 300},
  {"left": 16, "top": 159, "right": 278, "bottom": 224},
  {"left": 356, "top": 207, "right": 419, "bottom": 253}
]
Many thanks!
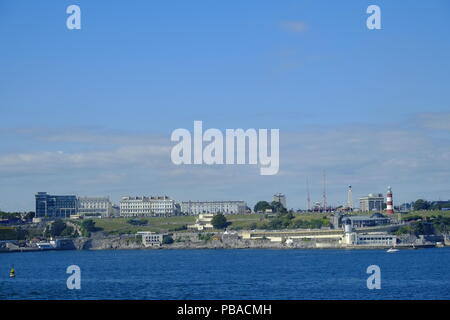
[
  {"left": 359, "top": 193, "right": 384, "bottom": 212},
  {"left": 35, "top": 192, "right": 77, "bottom": 218},
  {"left": 342, "top": 223, "right": 397, "bottom": 246},
  {"left": 137, "top": 231, "right": 165, "bottom": 247},
  {"left": 340, "top": 213, "right": 391, "bottom": 228},
  {"left": 242, "top": 222, "right": 396, "bottom": 246},
  {"left": 36, "top": 239, "right": 61, "bottom": 249},
  {"left": 77, "top": 197, "right": 113, "bottom": 217},
  {"left": 120, "top": 196, "right": 175, "bottom": 217},
  {"left": 187, "top": 213, "right": 214, "bottom": 231},
  {"left": 240, "top": 229, "right": 343, "bottom": 242},
  {"left": 342, "top": 232, "right": 397, "bottom": 246},
  {"left": 180, "top": 201, "right": 247, "bottom": 215},
  {"left": 273, "top": 193, "right": 287, "bottom": 208}
]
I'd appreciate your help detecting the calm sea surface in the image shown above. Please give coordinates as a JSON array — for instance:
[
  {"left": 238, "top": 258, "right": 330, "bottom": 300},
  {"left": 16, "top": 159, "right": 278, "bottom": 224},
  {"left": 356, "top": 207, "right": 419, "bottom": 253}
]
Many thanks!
[{"left": 0, "top": 248, "right": 449, "bottom": 300}]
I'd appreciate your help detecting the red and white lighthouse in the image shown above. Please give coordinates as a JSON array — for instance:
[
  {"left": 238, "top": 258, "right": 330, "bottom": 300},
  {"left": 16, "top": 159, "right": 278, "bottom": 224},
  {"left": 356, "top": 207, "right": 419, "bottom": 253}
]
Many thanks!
[{"left": 386, "top": 186, "right": 394, "bottom": 215}]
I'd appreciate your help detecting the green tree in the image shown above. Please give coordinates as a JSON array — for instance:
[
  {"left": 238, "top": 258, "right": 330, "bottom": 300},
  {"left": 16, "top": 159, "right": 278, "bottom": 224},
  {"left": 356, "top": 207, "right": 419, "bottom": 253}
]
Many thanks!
[
  {"left": 198, "top": 233, "right": 213, "bottom": 241},
  {"left": 60, "top": 226, "right": 75, "bottom": 237},
  {"left": 431, "top": 201, "right": 450, "bottom": 210},
  {"left": 410, "top": 221, "right": 434, "bottom": 235},
  {"left": 45, "top": 219, "right": 67, "bottom": 237},
  {"left": 0, "top": 227, "right": 28, "bottom": 240},
  {"left": 395, "top": 225, "right": 412, "bottom": 235},
  {"left": 268, "top": 218, "right": 284, "bottom": 229},
  {"left": 0, "top": 212, "right": 21, "bottom": 220},
  {"left": 162, "top": 235, "right": 174, "bottom": 244},
  {"left": 271, "top": 201, "right": 287, "bottom": 213},
  {"left": 23, "top": 212, "right": 35, "bottom": 220},
  {"left": 127, "top": 218, "right": 148, "bottom": 226},
  {"left": 404, "top": 215, "right": 422, "bottom": 222},
  {"left": 254, "top": 201, "right": 272, "bottom": 213},
  {"left": 413, "top": 199, "right": 431, "bottom": 211},
  {"left": 431, "top": 216, "right": 450, "bottom": 234},
  {"left": 211, "top": 213, "right": 228, "bottom": 229},
  {"left": 81, "top": 219, "right": 98, "bottom": 232},
  {"left": 79, "top": 219, "right": 101, "bottom": 237},
  {"left": 168, "top": 225, "right": 187, "bottom": 232}
]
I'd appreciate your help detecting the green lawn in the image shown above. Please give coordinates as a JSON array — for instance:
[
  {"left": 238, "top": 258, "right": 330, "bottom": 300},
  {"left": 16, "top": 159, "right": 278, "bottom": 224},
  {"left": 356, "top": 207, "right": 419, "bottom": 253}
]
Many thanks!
[
  {"left": 91, "top": 213, "right": 334, "bottom": 234},
  {"left": 91, "top": 216, "right": 196, "bottom": 234},
  {"left": 400, "top": 210, "right": 450, "bottom": 220},
  {"left": 338, "top": 210, "right": 450, "bottom": 219}
]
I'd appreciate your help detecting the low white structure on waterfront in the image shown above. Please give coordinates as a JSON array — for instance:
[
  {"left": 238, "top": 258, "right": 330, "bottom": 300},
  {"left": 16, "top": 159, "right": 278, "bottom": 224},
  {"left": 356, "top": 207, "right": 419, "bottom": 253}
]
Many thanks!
[
  {"left": 188, "top": 213, "right": 214, "bottom": 231},
  {"left": 120, "top": 196, "right": 175, "bottom": 217},
  {"left": 181, "top": 201, "right": 247, "bottom": 215},
  {"left": 36, "top": 238, "right": 61, "bottom": 249},
  {"left": 240, "top": 229, "right": 343, "bottom": 242},
  {"left": 341, "top": 232, "right": 397, "bottom": 246},
  {"left": 240, "top": 225, "right": 397, "bottom": 247},
  {"left": 137, "top": 231, "right": 166, "bottom": 247},
  {"left": 341, "top": 223, "right": 397, "bottom": 246}
]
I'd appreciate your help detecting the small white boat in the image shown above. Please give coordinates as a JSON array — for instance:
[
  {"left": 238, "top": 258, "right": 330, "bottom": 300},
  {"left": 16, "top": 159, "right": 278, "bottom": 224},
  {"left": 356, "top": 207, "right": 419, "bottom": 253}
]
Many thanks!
[{"left": 386, "top": 248, "right": 399, "bottom": 253}]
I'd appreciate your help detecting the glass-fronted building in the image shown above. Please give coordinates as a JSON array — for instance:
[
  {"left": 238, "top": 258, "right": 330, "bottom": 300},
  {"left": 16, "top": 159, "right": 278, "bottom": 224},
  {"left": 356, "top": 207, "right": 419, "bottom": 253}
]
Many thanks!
[{"left": 35, "top": 192, "right": 77, "bottom": 218}]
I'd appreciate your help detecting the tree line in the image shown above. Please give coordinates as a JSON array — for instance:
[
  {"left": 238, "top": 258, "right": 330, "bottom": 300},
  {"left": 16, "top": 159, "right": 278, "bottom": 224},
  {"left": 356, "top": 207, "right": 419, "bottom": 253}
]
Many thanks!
[{"left": 412, "top": 199, "right": 450, "bottom": 211}]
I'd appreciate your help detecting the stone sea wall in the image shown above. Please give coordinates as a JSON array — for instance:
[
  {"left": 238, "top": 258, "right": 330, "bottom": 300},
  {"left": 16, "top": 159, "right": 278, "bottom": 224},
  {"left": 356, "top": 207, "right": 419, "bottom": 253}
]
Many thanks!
[{"left": 70, "top": 232, "right": 343, "bottom": 250}]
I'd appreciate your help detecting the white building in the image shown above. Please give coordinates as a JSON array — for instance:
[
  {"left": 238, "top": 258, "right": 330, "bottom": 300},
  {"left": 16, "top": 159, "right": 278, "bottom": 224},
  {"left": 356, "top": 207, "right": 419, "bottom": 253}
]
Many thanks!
[
  {"left": 77, "top": 197, "right": 113, "bottom": 217},
  {"left": 359, "top": 193, "right": 384, "bottom": 212},
  {"left": 187, "top": 213, "right": 214, "bottom": 231},
  {"left": 341, "top": 223, "right": 397, "bottom": 246},
  {"left": 342, "top": 232, "right": 397, "bottom": 246},
  {"left": 137, "top": 231, "right": 165, "bottom": 247},
  {"left": 273, "top": 193, "right": 287, "bottom": 208},
  {"left": 120, "top": 196, "right": 175, "bottom": 217},
  {"left": 181, "top": 201, "right": 247, "bottom": 215}
]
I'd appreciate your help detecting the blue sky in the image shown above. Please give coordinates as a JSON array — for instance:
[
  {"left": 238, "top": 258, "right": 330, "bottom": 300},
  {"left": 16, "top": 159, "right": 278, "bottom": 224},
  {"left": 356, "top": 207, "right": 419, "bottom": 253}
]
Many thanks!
[{"left": 1, "top": 0, "right": 450, "bottom": 211}]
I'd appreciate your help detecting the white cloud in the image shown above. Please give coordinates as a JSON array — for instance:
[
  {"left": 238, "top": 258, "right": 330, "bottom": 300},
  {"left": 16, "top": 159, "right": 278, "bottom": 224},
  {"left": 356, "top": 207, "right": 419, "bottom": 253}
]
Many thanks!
[{"left": 0, "top": 145, "right": 171, "bottom": 174}]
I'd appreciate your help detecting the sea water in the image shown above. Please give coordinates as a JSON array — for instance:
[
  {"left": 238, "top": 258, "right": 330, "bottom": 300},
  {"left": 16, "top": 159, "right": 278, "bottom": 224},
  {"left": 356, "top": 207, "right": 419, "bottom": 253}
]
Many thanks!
[{"left": 0, "top": 248, "right": 449, "bottom": 300}]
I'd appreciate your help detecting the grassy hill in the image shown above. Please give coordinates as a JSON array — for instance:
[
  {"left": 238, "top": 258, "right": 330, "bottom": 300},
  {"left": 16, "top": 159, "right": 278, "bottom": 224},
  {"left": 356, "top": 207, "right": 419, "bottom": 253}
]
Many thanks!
[
  {"left": 72, "top": 210, "right": 450, "bottom": 235},
  {"left": 91, "top": 213, "right": 333, "bottom": 234}
]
